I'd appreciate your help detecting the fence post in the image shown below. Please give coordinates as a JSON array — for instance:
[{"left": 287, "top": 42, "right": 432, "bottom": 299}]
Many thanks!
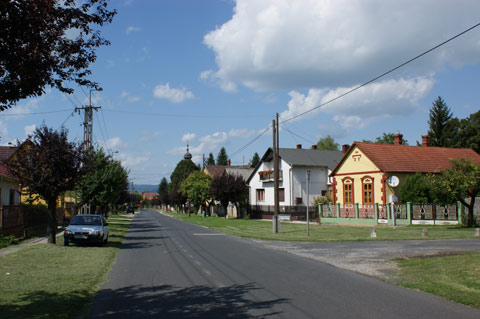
[
  {"left": 374, "top": 203, "right": 379, "bottom": 225},
  {"left": 355, "top": 203, "right": 359, "bottom": 220},
  {"left": 387, "top": 204, "right": 391, "bottom": 224},
  {"left": 406, "top": 202, "right": 412, "bottom": 225},
  {"left": 457, "top": 201, "right": 462, "bottom": 224},
  {"left": 336, "top": 203, "right": 341, "bottom": 222}
]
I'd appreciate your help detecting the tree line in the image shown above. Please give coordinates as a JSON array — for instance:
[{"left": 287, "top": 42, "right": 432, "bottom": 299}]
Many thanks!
[{"left": 4, "top": 125, "right": 130, "bottom": 243}]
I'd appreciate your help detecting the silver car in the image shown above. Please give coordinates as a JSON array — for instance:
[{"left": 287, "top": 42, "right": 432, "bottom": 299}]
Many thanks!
[{"left": 64, "top": 214, "right": 109, "bottom": 246}]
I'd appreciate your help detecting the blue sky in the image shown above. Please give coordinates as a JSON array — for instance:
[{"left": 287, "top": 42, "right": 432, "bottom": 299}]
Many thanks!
[{"left": 1, "top": 0, "right": 480, "bottom": 185}]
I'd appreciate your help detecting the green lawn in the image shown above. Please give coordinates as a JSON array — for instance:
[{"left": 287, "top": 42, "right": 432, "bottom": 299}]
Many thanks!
[
  {"left": 394, "top": 252, "right": 480, "bottom": 309},
  {"left": 0, "top": 215, "right": 131, "bottom": 319},
  {"left": 162, "top": 211, "right": 479, "bottom": 242}
]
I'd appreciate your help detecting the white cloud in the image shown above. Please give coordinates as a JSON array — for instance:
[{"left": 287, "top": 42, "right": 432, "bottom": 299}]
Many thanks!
[
  {"left": 181, "top": 133, "right": 196, "bottom": 143},
  {"left": 168, "top": 132, "right": 229, "bottom": 158},
  {"left": 119, "top": 153, "right": 149, "bottom": 167},
  {"left": 104, "top": 137, "right": 127, "bottom": 150},
  {"left": 120, "top": 91, "right": 141, "bottom": 103},
  {"left": 24, "top": 124, "right": 36, "bottom": 137},
  {"left": 153, "top": 83, "right": 195, "bottom": 103},
  {"left": 228, "top": 128, "right": 255, "bottom": 138},
  {"left": 204, "top": 0, "right": 480, "bottom": 92},
  {"left": 280, "top": 76, "right": 434, "bottom": 127},
  {"left": 126, "top": 26, "right": 141, "bottom": 35}
]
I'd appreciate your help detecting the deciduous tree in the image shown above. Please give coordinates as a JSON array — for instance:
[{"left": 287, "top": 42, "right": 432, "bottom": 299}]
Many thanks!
[
  {"left": 210, "top": 174, "right": 249, "bottom": 218},
  {"left": 428, "top": 159, "right": 480, "bottom": 227},
  {"left": 76, "top": 148, "right": 129, "bottom": 216},
  {"left": 0, "top": 0, "right": 116, "bottom": 111},
  {"left": 179, "top": 171, "right": 212, "bottom": 214},
  {"left": 6, "top": 126, "right": 84, "bottom": 243},
  {"left": 316, "top": 136, "right": 339, "bottom": 150},
  {"left": 399, "top": 173, "right": 433, "bottom": 204}
]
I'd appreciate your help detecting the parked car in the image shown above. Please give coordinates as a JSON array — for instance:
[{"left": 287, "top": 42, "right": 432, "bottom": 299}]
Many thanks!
[
  {"left": 127, "top": 206, "right": 135, "bottom": 213},
  {"left": 64, "top": 214, "right": 109, "bottom": 246}
]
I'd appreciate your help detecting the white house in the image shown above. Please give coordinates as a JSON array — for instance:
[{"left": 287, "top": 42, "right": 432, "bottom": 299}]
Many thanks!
[
  {"left": 0, "top": 146, "right": 22, "bottom": 235},
  {"left": 247, "top": 145, "right": 343, "bottom": 211}
]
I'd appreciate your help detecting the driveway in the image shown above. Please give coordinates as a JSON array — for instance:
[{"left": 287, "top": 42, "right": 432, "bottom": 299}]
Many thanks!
[{"left": 256, "top": 239, "right": 480, "bottom": 278}]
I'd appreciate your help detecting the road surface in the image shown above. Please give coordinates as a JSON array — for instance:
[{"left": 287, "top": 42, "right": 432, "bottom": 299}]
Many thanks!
[{"left": 89, "top": 210, "right": 480, "bottom": 318}]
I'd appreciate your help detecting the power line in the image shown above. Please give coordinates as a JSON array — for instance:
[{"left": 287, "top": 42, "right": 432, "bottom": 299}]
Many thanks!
[
  {"left": 0, "top": 109, "right": 73, "bottom": 117},
  {"left": 230, "top": 124, "right": 272, "bottom": 158},
  {"left": 103, "top": 109, "right": 270, "bottom": 119},
  {"left": 282, "top": 21, "right": 480, "bottom": 124},
  {"left": 282, "top": 124, "right": 316, "bottom": 145}
]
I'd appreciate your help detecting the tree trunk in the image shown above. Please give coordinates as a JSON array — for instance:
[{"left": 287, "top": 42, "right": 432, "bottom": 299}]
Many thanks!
[
  {"left": 466, "top": 196, "right": 476, "bottom": 227},
  {"left": 47, "top": 199, "right": 58, "bottom": 244}
]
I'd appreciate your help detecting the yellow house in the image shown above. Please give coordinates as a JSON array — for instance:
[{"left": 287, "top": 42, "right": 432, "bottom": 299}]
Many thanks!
[{"left": 330, "top": 135, "right": 480, "bottom": 208}]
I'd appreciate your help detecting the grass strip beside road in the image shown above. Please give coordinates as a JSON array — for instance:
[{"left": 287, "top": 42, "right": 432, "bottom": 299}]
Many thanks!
[
  {"left": 0, "top": 215, "right": 131, "bottom": 319},
  {"left": 394, "top": 251, "right": 480, "bottom": 309},
  {"left": 162, "top": 211, "right": 479, "bottom": 241}
]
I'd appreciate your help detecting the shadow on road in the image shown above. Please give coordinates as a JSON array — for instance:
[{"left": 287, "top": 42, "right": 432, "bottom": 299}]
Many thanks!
[{"left": 89, "top": 283, "right": 288, "bottom": 318}]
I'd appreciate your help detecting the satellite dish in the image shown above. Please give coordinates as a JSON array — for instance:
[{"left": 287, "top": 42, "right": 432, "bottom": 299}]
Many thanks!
[{"left": 387, "top": 176, "right": 399, "bottom": 187}]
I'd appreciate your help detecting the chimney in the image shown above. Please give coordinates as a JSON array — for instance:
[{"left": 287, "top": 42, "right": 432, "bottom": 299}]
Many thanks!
[
  {"left": 394, "top": 133, "right": 403, "bottom": 145},
  {"left": 342, "top": 144, "right": 349, "bottom": 153},
  {"left": 227, "top": 159, "right": 231, "bottom": 166},
  {"left": 311, "top": 145, "right": 317, "bottom": 150},
  {"left": 421, "top": 135, "right": 430, "bottom": 147},
  {"left": 296, "top": 144, "right": 302, "bottom": 149}
]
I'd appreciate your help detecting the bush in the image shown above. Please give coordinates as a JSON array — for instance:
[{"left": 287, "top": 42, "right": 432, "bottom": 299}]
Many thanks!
[{"left": 0, "top": 234, "right": 19, "bottom": 248}]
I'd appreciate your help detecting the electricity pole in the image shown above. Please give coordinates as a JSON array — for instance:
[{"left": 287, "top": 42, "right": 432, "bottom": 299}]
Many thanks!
[
  {"left": 273, "top": 113, "right": 280, "bottom": 233},
  {"left": 75, "top": 89, "right": 101, "bottom": 151},
  {"left": 75, "top": 89, "right": 101, "bottom": 214}
]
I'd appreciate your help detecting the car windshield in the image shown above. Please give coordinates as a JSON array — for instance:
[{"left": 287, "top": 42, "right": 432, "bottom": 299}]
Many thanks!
[{"left": 70, "top": 216, "right": 102, "bottom": 226}]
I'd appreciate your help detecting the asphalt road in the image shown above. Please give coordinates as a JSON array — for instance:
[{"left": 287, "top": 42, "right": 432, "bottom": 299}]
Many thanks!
[{"left": 88, "top": 210, "right": 480, "bottom": 318}]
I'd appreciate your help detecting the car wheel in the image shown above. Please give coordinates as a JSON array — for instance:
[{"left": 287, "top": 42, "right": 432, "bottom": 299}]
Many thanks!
[
  {"left": 64, "top": 239, "right": 69, "bottom": 246},
  {"left": 104, "top": 235, "right": 108, "bottom": 244}
]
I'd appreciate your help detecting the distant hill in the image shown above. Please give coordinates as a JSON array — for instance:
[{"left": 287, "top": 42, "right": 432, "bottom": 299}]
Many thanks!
[{"left": 133, "top": 184, "right": 158, "bottom": 193}]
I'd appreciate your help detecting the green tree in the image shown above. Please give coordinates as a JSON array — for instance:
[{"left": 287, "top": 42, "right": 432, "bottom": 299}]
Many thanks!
[
  {"left": 216, "top": 147, "right": 228, "bottom": 165},
  {"left": 210, "top": 174, "right": 249, "bottom": 218},
  {"left": 398, "top": 173, "right": 433, "bottom": 204},
  {"left": 0, "top": 0, "right": 116, "bottom": 111},
  {"left": 169, "top": 159, "right": 199, "bottom": 205},
  {"left": 452, "top": 110, "right": 480, "bottom": 154},
  {"left": 5, "top": 126, "right": 85, "bottom": 243},
  {"left": 76, "top": 148, "right": 129, "bottom": 216},
  {"left": 316, "top": 136, "right": 339, "bottom": 150},
  {"left": 158, "top": 177, "right": 169, "bottom": 204},
  {"left": 179, "top": 171, "right": 212, "bottom": 214},
  {"left": 250, "top": 152, "right": 260, "bottom": 167},
  {"left": 206, "top": 153, "right": 215, "bottom": 165},
  {"left": 428, "top": 159, "right": 480, "bottom": 227},
  {"left": 427, "top": 96, "right": 456, "bottom": 147},
  {"left": 363, "top": 132, "right": 408, "bottom": 145}
]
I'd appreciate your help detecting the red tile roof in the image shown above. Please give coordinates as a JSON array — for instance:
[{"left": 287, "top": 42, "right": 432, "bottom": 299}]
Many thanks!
[
  {"left": 0, "top": 146, "right": 17, "bottom": 177},
  {"left": 142, "top": 192, "right": 158, "bottom": 200},
  {"left": 350, "top": 142, "right": 480, "bottom": 173},
  {"left": 204, "top": 165, "right": 227, "bottom": 177}
]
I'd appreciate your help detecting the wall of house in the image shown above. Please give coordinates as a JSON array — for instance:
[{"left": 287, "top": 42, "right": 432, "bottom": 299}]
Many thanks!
[
  {"left": 332, "top": 146, "right": 385, "bottom": 205},
  {"left": 0, "top": 177, "right": 20, "bottom": 206},
  {"left": 249, "top": 159, "right": 329, "bottom": 207},
  {"left": 332, "top": 146, "right": 415, "bottom": 205}
]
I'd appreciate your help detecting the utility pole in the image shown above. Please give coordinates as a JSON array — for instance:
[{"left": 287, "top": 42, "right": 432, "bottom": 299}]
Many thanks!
[
  {"left": 273, "top": 113, "right": 280, "bottom": 233},
  {"left": 75, "top": 89, "right": 101, "bottom": 214},
  {"left": 75, "top": 89, "right": 101, "bottom": 151}
]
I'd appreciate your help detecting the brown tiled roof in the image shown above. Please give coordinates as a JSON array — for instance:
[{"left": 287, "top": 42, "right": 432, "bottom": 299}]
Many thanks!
[
  {"left": 204, "top": 165, "right": 227, "bottom": 177},
  {"left": 353, "top": 142, "right": 480, "bottom": 173},
  {"left": 142, "top": 192, "right": 158, "bottom": 200},
  {"left": 0, "top": 146, "right": 18, "bottom": 177}
]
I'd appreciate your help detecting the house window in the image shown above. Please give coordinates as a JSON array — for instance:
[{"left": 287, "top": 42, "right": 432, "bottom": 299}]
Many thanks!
[
  {"left": 362, "top": 177, "right": 374, "bottom": 205},
  {"left": 9, "top": 189, "right": 15, "bottom": 205},
  {"left": 343, "top": 178, "right": 353, "bottom": 204},
  {"left": 256, "top": 189, "right": 265, "bottom": 202},
  {"left": 279, "top": 188, "right": 285, "bottom": 202}
]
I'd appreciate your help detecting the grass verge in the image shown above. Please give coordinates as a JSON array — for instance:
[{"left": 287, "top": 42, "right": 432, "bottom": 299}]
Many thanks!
[
  {"left": 0, "top": 215, "right": 131, "bottom": 319},
  {"left": 161, "top": 211, "right": 479, "bottom": 242},
  {"left": 393, "top": 251, "right": 480, "bottom": 309}
]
